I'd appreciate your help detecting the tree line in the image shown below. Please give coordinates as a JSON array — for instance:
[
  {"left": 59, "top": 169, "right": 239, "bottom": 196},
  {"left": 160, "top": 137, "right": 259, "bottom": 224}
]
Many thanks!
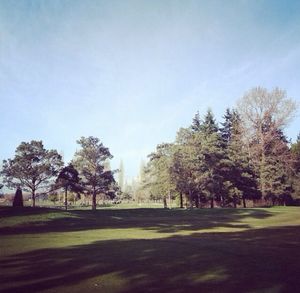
[
  {"left": 0, "top": 136, "right": 117, "bottom": 210},
  {"left": 138, "top": 87, "right": 300, "bottom": 208}
]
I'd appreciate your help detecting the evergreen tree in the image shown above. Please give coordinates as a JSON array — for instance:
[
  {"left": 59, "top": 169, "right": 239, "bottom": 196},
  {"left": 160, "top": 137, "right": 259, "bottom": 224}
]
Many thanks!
[
  {"left": 191, "top": 111, "right": 202, "bottom": 132},
  {"left": 13, "top": 187, "right": 23, "bottom": 207},
  {"left": 291, "top": 134, "right": 300, "bottom": 201},
  {"left": 220, "top": 110, "right": 259, "bottom": 207},
  {"left": 73, "top": 136, "right": 116, "bottom": 210},
  {"left": 171, "top": 127, "right": 202, "bottom": 208},
  {"left": 261, "top": 123, "right": 292, "bottom": 205},
  {"left": 201, "top": 108, "right": 218, "bottom": 135},
  {"left": 198, "top": 109, "right": 225, "bottom": 208},
  {"left": 56, "top": 164, "right": 81, "bottom": 210}
]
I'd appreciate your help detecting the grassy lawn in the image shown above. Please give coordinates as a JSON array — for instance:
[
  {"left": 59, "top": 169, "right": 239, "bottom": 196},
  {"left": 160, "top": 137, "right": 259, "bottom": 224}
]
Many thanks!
[{"left": 1, "top": 206, "right": 300, "bottom": 292}]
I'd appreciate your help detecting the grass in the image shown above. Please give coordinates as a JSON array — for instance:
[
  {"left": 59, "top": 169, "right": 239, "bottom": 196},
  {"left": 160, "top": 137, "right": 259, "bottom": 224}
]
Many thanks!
[{"left": 1, "top": 206, "right": 300, "bottom": 292}]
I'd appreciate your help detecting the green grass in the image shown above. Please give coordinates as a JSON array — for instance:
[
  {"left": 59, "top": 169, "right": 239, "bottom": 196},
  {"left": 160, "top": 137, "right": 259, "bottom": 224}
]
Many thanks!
[{"left": 1, "top": 206, "right": 300, "bottom": 292}]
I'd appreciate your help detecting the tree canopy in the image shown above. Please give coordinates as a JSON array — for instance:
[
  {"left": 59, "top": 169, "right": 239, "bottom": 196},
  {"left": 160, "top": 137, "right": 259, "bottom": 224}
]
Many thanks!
[{"left": 1, "top": 140, "right": 63, "bottom": 207}]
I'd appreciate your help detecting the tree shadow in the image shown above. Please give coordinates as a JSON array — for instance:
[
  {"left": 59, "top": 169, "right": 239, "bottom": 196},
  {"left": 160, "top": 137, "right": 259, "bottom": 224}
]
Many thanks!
[
  {"left": 1, "top": 225, "right": 300, "bottom": 292},
  {"left": 0, "top": 207, "right": 273, "bottom": 235},
  {"left": 0, "top": 207, "right": 62, "bottom": 218}
]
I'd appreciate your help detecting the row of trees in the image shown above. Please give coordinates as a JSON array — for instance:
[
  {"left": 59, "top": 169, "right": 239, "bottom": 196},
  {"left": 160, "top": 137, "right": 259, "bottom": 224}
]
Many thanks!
[
  {"left": 138, "top": 87, "right": 300, "bottom": 208},
  {"left": 1, "top": 136, "right": 117, "bottom": 210}
]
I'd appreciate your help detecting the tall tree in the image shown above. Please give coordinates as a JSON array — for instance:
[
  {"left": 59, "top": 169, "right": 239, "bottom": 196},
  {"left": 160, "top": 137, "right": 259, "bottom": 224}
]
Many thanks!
[
  {"left": 171, "top": 127, "right": 200, "bottom": 208},
  {"left": 73, "top": 136, "right": 115, "bottom": 210},
  {"left": 198, "top": 109, "right": 225, "bottom": 208},
  {"left": 220, "top": 109, "right": 258, "bottom": 207},
  {"left": 291, "top": 134, "right": 300, "bottom": 201},
  {"left": 191, "top": 111, "right": 202, "bottom": 132},
  {"left": 237, "top": 87, "right": 297, "bottom": 198},
  {"left": 146, "top": 143, "right": 176, "bottom": 208},
  {"left": 1, "top": 140, "right": 63, "bottom": 207}
]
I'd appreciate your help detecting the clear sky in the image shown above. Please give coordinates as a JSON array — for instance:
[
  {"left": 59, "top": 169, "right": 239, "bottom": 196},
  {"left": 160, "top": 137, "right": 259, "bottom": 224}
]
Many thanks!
[{"left": 1, "top": 0, "right": 300, "bottom": 181}]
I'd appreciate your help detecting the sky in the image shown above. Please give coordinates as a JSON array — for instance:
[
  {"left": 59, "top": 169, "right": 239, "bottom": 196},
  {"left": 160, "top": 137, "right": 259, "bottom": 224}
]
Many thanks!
[{"left": 1, "top": 0, "right": 300, "bottom": 181}]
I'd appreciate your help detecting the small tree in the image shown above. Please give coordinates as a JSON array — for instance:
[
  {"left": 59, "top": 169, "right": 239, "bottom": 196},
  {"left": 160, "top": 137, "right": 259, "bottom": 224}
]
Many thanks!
[
  {"left": 56, "top": 164, "right": 81, "bottom": 210},
  {"left": 13, "top": 187, "right": 23, "bottom": 207},
  {"left": 1, "top": 140, "right": 63, "bottom": 207},
  {"left": 73, "top": 136, "right": 116, "bottom": 210}
]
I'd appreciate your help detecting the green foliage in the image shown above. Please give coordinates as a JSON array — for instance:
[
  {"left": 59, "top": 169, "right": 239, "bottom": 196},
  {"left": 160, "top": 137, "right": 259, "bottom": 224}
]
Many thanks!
[
  {"left": 56, "top": 164, "right": 82, "bottom": 210},
  {"left": 1, "top": 140, "right": 63, "bottom": 207},
  {"left": 220, "top": 109, "right": 259, "bottom": 207},
  {"left": 73, "top": 136, "right": 116, "bottom": 210}
]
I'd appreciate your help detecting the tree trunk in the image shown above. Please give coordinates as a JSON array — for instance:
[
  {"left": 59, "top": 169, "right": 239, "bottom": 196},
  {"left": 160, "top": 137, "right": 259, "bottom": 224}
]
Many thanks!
[
  {"left": 242, "top": 197, "right": 246, "bottom": 208},
  {"left": 32, "top": 189, "right": 36, "bottom": 208},
  {"left": 168, "top": 191, "right": 171, "bottom": 209},
  {"left": 188, "top": 190, "right": 193, "bottom": 209},
  {"left": 233, "top": 200, "right": 237, "bottom": 208},
  {"left": 260, "top": 131, "right": 267, "bottom": 199},
  {"left": 195, "top": 194, "right": 199, "bottom": 208},
  {"left": 64, "top": 187, "right": 68, "bottom": 210},
  {"left": 92, "top": 189, "right": 97, "bottom": 211},
  {"left": 210, "top": 197, "right": 214, "bottom": 209},
  {"left": 179, "top": 192, "right": 183, "bottom": 208},
  {"left": 163, "top": 196, "right": 167, "bottom": 209}
]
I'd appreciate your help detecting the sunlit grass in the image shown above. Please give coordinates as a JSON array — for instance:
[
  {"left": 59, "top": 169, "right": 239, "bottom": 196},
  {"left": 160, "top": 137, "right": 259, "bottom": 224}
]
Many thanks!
[{"left": 1, "top": 206, "right": 300, "bottom": 292}]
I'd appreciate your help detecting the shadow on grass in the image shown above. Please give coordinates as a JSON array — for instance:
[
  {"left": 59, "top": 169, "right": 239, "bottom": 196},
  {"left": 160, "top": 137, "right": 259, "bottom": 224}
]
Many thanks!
[
  {"left": 1, "top": 225, "right": 300, "bottom": 293},
  {"left": 0, "top": 207, "right": 273, "bottom": 235}
]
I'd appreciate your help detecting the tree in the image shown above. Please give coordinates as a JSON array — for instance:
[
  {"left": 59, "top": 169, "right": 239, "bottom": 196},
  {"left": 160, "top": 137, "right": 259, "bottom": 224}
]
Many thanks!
[
  {"left": 170, "top": 110, "right": 226, "bottom": 209},
  {"left": 1, "top": 140, "right": 63, "bottom": 207},
  {"left": 72, "top": 136, "right": 115, "bottom": 210},
  {"left": 171, "top": 127, "right": 200, "bottom": 208},
  {"left": 220, "top": 109, "right": 258, "bottom": 207},
  {"left": 197, "top": 109, "right": 225, "bottom": 208},
  {"left": 146, "top": 143, "right": 176, "bottom": 208},
  {"left": 13, "top": 187, "right": 23, "bottom": 207},
  {"left": 56, "top": 164, "right": 81, "bottom": 210},
  {"left": 191, "top": 111, "right": 202, "bottom": 132},
  {"left": 237, "top": 87, "right": 297, "bottom": 198},
  {"left": 260, "top": 123, "right": 292, "bottom": 205},
  {"left": 291, "top": 134, "right": 300, "bottom": 202}
]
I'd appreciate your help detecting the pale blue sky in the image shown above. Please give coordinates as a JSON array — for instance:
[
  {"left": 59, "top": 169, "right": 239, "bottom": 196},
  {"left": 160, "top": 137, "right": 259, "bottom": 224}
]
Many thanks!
[{"left": 1, "top": 0, "right": 300, "bottom": 180}]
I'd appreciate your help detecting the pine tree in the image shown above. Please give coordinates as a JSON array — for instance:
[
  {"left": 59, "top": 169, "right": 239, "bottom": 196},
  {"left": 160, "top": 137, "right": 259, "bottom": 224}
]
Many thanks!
[
  {"left": 197, "top": 109, "right": 225, "bottom": 208},
  {"left": 261, "top": 124, "right": 292, "bottom": 205},
  {"left": 221, "top": 111, "right": 259, "bottom": 207},
  {"left": 291, "top": 134, "right": 300, "bottom": 202},
  {"left": 201, "top": 108, "right": 218, "bottom": 135},
  {"left": 191, "top": 111, "right": 202, "bottom": 132},
  {"left": 13, "top": 187, "right": 24, "bottom": 207}
]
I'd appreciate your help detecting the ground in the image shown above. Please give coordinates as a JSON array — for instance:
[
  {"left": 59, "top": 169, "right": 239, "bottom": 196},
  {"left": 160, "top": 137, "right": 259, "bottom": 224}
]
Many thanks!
[{"left": 1, "top": 205, "right": 300, "bottom": 292}]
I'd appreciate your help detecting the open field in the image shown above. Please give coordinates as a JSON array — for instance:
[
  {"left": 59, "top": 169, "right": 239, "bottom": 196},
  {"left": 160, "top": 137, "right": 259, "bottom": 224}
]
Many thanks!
[{"left": 1, "top": 206, "right": 300, "bottom": 292}]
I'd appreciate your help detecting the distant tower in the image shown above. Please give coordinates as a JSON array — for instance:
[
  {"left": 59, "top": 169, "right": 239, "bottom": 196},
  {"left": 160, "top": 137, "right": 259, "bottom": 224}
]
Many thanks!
[
  {"left": 118, "top": 159, "right": 125, "bottom": 191},
  {"left": 139, "top": 159, "right": 146, "bottom": 183}
]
